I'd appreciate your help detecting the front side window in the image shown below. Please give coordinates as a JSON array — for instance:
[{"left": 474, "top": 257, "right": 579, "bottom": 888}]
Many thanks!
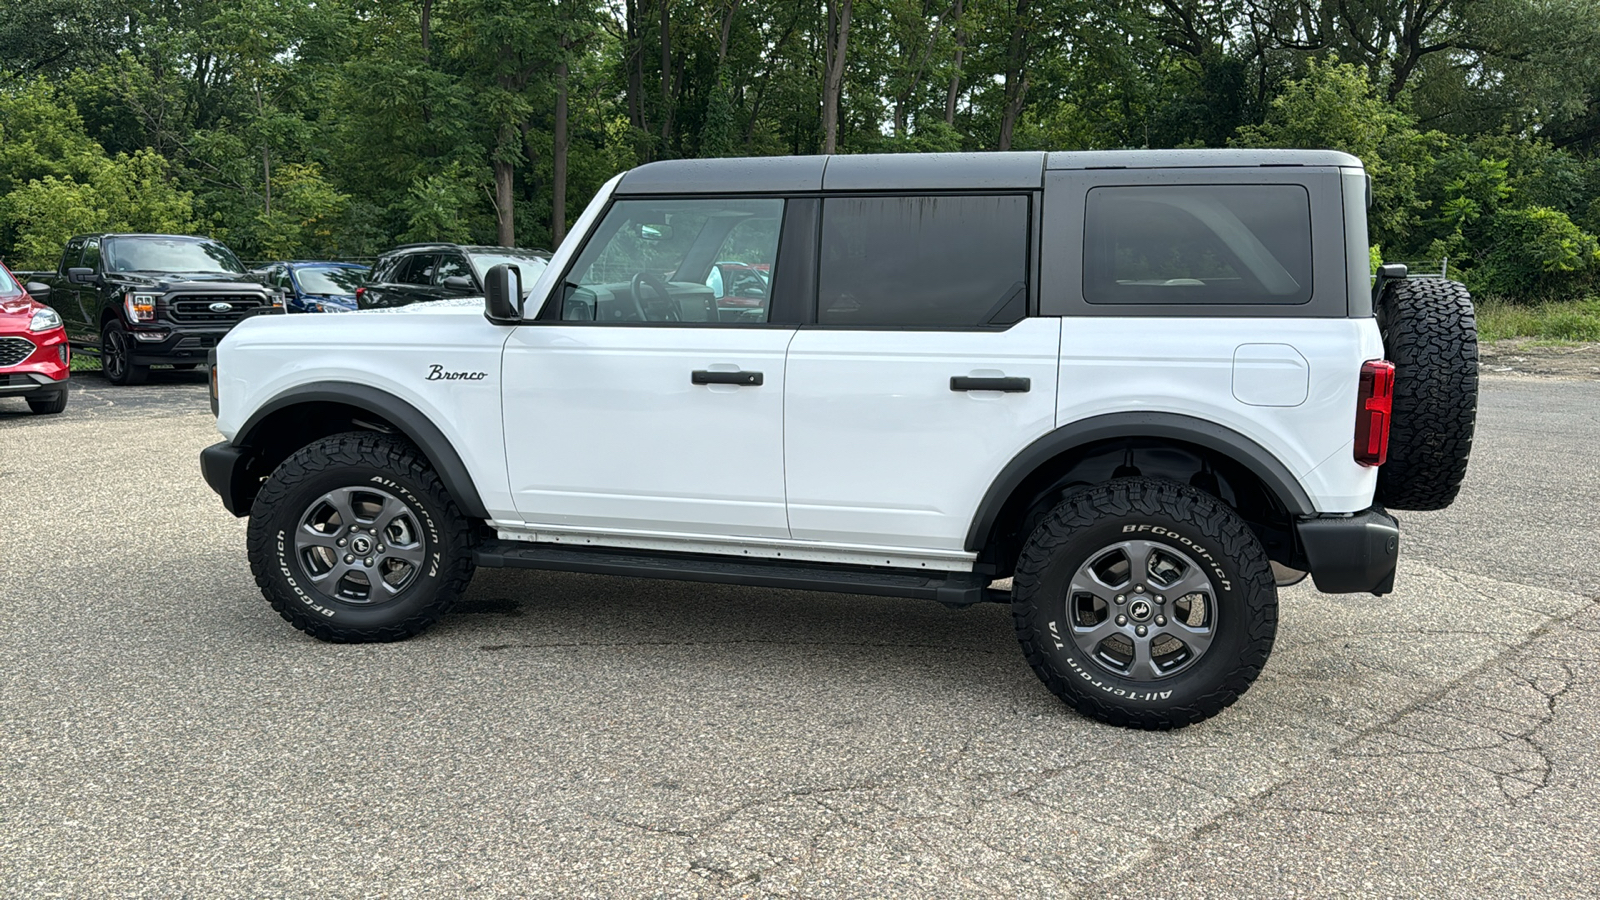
[
  {"left": 81, "top": 238, "right": 101, "bottom": 271},
  {"left": 818, "top": 194, "right": 1030, "bottom": 327},
  {"left": 399, "top": 254, "right": 440, "bottom": 286},
  {"left": 1084, "top": 185, "right": 1313, "bottom": 305},
  {"left": 559, "top": 198, "right": 783, "bottom": 324},
  {"left": 433, "top": 254, "right": 472, "bottom": 285}
]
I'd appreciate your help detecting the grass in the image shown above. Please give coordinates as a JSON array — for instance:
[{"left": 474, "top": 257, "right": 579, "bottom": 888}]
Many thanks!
[{"left": 1475, "top": 296, "right": 1600, "bottom": 343}]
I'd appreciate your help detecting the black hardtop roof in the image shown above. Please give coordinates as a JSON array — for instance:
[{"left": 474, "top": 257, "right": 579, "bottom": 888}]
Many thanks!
[
  {"left": 381, "top": 243, "right": 551, "bottom": 257},
  {"left": 614, "top": 149, "right": 1363, "bottom": 195}
]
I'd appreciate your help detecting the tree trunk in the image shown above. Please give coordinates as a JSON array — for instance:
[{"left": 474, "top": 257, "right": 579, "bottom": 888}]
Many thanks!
[
  {"left": 553, "top": 54, "right": 569, "bottom": 246},
  {"left": 945, "top": 0, "right": 964, "bottom": 125},
  {"left": 998, "top": 0, "right": 1029, "bottom": 151},
  {"left": 718, "top": 0, "right": 741, "bottom": 63},
  {"left": 626, "top": 0, "right": 645, "bottom": 133},
  {"left": 659, "top": 0, "right": 673, "bottom": 146},
  {"left": 420, "top": 0, "right": 433, "bottom": 54},
  {"left": 494, "top": 125, "right": 515, "bottom": 246},
  {"left": 823, "top": 0, "right": 852, "bottom": 155},
  {"left": 262, "top": 146, "right": 271, "bottom": 215}
]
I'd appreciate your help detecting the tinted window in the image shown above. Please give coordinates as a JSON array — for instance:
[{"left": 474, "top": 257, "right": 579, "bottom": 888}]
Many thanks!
[
  {"left": 1084, "top": 185, "right": 1313, "bottom": 305},
  {"left": 469, "top": 251, "right": 549, "bottom": 282},
  {"left": 81, "top": 237, "right": 102, "bottom": 271},
  {"left": 399, "top": 254, "right": 440, "bottom": 286},
  {"left": 61, "top": 239, "right": 84, "bottom": 273},
  {"left": 561, "top": 198, "right": 782, "bottom": 324},
  {"left": 818, "top": 195, "right": 1029, "bottom": 327},
  {"left": 433, "top": 254, "right": 471, "bottom": 284},
  {"left": 294, "top": 266, "right": 367, "bottom": 294}
]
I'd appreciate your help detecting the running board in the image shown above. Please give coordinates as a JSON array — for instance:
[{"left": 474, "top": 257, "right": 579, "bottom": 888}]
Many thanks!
[{"left": 474, "top": 540, "right": 1002, "bottom": 607}]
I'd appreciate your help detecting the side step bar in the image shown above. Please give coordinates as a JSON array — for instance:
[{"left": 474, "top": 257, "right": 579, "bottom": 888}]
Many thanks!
[{"left": 474, "top": 540, "right": 1002, "bottom": 607}]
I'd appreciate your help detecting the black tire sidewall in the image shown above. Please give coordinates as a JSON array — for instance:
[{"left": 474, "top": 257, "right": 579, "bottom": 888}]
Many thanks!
[
  {"left": 101, "top": 322, "right": 129, "bottom": 384},
  {"left": 251, "top": 456, "right": 460, "bottom": 633}
]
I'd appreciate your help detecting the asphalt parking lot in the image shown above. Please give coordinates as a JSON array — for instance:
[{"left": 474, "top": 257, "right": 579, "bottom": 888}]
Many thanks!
[{"left": 2, "top": 369, "right": 1598, "bottom": 898}]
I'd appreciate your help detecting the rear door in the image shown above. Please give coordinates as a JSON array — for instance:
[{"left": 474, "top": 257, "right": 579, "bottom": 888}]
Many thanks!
[{"left": 783, "top": 194, "right": 1060, "bottom": 552}]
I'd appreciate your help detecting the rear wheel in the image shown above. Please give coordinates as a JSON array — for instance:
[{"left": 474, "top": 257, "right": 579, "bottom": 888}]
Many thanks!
[
  {"left": 246, "top": 432, "right": 476, "bottom": 642},
  {"left": 1011, "top": 479, "right": 1277, "bottom": 730},
  {"left": 1376, "top": 278, "right": 1478, "bottom": 511}
]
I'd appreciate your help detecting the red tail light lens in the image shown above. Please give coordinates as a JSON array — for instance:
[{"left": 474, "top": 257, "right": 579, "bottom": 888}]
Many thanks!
[
  {"left": 355, "top": 287, "right": 366, "bottom": 305},
  {"left": 1354, "top": 359, "right": 1395, "bottom": 466}
]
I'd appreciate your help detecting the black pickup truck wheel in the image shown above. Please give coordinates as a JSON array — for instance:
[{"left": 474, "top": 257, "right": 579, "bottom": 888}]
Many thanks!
[
  {"left": 100, "top": 321, "right": 149, "bottom": 386},
  {"left": 1011, "top": 478, "right": 1278, "bottom": 730},
  {"left": 246, "top": 432, "right": 477, "bottom": 643},
  {"left": 1375, "top": 278, "right": 1479, "bottom": 511}
]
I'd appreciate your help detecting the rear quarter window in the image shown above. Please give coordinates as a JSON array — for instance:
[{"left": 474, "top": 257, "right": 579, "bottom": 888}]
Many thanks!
[{"left": 1084, "top": 185, "right": 1312, "bottom": 306}]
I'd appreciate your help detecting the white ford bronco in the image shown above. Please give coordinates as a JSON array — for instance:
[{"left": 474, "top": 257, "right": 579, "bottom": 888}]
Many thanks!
[{"left": 201, "top": 150, "right": 1477, "bottom": 729}]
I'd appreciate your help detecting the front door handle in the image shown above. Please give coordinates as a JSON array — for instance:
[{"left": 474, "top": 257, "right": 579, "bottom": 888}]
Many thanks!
[
  {"left": 692, "top": 370, "right": 763, "bottom": 386},
  {"left": 951, "top": 376, "right": 1030, "bottom": 393}
]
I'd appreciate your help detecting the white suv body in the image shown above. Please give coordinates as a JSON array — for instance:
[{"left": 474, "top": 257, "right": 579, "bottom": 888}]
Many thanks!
[{"left": 204, "top": 150, "right": 1472, "bottom": 728}]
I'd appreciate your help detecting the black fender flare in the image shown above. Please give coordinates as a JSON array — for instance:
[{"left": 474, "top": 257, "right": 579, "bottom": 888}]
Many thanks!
[
  {"left": 235, "top": 382, "right": 490, "bottom": 520},
  {"left": 964, "top": 412, "right": 1316, "bottom": 551}
]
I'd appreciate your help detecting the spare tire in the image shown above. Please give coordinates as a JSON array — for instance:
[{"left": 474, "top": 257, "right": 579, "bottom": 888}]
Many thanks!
[{"left": 1375, "top": 277, "right": 1479, "bottom": 511}]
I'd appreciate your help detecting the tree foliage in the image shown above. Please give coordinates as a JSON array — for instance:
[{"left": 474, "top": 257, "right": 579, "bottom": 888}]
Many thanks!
[{"left": 0, "top": 0, "right": 1598, "bottom": 301}]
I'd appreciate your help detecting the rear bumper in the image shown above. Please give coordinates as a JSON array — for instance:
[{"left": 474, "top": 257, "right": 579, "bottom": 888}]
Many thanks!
[{"left": 1296, "top": 508, "right": 1400, "bottom": 595}]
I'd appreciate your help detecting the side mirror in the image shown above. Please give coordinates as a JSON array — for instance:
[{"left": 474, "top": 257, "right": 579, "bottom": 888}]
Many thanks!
[
  {"left": 67, "top": 266, "right": 96, "bottom": 285},
  {"left": 483, "top": 264, "right": 522, "bottom": 325},
  {"left": 25, "top": 282, "right": 51, "bottom": 303},
  {"left": 442, "top": 274, "right": 475, "bottom": 292}
]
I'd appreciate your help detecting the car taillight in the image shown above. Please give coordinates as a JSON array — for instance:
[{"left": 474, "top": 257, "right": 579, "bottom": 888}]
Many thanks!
[
  {"left": 355, "top": 287, "right": 366, "bottom": 305},
  {"left": 1354, "top": 359, "right": 1395, "bottom": 467}
]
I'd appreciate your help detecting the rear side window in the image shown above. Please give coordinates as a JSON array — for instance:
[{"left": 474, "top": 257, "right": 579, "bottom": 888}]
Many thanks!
[
  {"left": 818, "top": 195, "right": 1029, "bottom": 327},
  {"left": 1084, "top": 185, "right": 1312, "bottom": 305}
]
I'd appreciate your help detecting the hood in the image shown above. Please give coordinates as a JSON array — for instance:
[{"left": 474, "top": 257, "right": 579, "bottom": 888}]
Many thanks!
[
  {"left": 109, "top": 271, "right": 269, "bottom": 291},
  {"left": 356, "top": 296, "right": 485, "bottom": 315},
  {"left": 0, "top": 293, "right": 46, "bottom": 330}
]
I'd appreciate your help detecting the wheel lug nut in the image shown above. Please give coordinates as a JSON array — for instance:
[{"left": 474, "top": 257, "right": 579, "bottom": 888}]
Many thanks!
[
  {"left": 1156, "top": 615, "right": 1166, "bottom": 626},
  {"left": 1114, "top": 594, "right": 1126, "bottom": 604},
  {"left": 1156, "top": 595, "right": 1165, "bottom": 605},
  {"left": 1115, "top": 614, "right": 1128, "bottom": 626},
  {"left": 377, "top": 545, "right": 386, "bottom": 552},
  {"left": 344, "top": 555, "right": 353, "bottom": 564},
  {"left": 1136, "top": 625, "right": 1148, "bottom": 637},
  {"left": 364, "top": 557, "right": 374, "bottom": 566},
  {"left": 337, "top": 538, "right": 346, "bottom": 547},
  {"left": 1135, "top": 585, "right": 1145, "bottom": 593}
]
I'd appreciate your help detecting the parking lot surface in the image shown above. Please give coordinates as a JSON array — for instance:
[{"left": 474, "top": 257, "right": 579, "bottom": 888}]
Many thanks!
[{"left": 2, "top": 371, "right": 1597, "bottom": 897}]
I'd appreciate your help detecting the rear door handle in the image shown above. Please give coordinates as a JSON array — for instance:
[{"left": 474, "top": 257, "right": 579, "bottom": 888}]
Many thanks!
[
  {"left": 692, "top": 370, "right": 763, "bottom": 386},
  {"left": 950, "top": 376, "right": 1030, "bottom": 393}
]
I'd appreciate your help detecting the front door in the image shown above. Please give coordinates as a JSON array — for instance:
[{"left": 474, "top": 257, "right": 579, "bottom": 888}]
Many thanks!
[{"left": 503, "top": 196, "right": 795, "bottom": 540}]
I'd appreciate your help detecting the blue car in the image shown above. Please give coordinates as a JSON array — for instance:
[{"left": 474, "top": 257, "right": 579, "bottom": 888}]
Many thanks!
[{"left": 255, "top": 261, "right": 370, "bottom": 313}]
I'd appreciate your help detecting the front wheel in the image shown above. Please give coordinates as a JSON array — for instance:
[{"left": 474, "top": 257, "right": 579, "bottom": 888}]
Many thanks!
[
  {"left": 246, "top": 432, "right": 476, "bottom": 642},
  {"left": 1011, "top": 479, "right": 1278, "bottom": 730},
  {"left": 100, "top": 320, "right": 148, "bottom": 386},
  {"left": 27, "top": 390, "right": 68, "bottom": 414}
]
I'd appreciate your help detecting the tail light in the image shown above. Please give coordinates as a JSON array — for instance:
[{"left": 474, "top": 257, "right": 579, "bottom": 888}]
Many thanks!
[
  {"left": 355, "top": 287, "right": 366, "bottom": 306},
  {"left": 1354, "top": 359, "right": 1395, "bottom": 466}
]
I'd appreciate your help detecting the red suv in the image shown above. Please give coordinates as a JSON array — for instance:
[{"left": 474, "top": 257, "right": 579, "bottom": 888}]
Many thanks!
[{"left": 0, "top": 261, "right": 70, "bottom": 414}]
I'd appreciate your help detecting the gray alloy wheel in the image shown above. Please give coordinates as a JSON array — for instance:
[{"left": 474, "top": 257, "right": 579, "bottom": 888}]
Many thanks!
[
  {"left": 1063, "top": 538, "right": 1217, "bottom": 682},
  {"left": 293, "top": 486, "right": 429, "bottom": 603},
  {"left": 1011, "top": 478, "right": 1277, "bottom": 730},
  {"left": 246, "top": 431, "right": 476, "bottom": 643}
]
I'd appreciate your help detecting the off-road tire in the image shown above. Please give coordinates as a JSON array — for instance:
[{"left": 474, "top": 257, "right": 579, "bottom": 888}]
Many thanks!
[
  {"left": 1376, "top": 278, "right": 1478, "bottom": 511},
  {"left": 26, "top": 391, "right": 68, "bottom": 414},
  {"left": 1011, "top": 478, "right": 1277, "bottom": 730},
  {"left": 100, "top": 320, "right": 148, "bottom": 386},
  {"left": 246, "top": 431, "right": 476, "bottom": 643}
]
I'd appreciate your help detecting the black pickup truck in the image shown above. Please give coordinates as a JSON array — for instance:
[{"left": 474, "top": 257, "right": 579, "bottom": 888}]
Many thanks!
[{"left": 36, "top": 233, "right": 280, "bottom": 385}]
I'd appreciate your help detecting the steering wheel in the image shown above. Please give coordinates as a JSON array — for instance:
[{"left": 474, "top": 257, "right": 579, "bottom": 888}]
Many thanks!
[{"left": 629, "top": 271, "right": 678, "bottom": 321}]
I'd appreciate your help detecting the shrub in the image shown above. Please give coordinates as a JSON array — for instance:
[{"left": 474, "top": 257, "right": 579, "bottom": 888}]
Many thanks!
[{"left": 1469, "top": 206, "right": 1599, "bottom": 302}]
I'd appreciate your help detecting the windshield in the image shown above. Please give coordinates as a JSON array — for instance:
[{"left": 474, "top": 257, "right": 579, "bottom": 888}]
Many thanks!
[
  {"left": 468, "top": 251, "right": 548, "bottom": 283},
  {"left": 105, "top": 238, "right": 247, "bottom": 274},
  {"left": 294, "top": 266, "right": 368, "bottom": 295},
  {"left": 0, "top": 265, "right": 19, "bottom": 296}
]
